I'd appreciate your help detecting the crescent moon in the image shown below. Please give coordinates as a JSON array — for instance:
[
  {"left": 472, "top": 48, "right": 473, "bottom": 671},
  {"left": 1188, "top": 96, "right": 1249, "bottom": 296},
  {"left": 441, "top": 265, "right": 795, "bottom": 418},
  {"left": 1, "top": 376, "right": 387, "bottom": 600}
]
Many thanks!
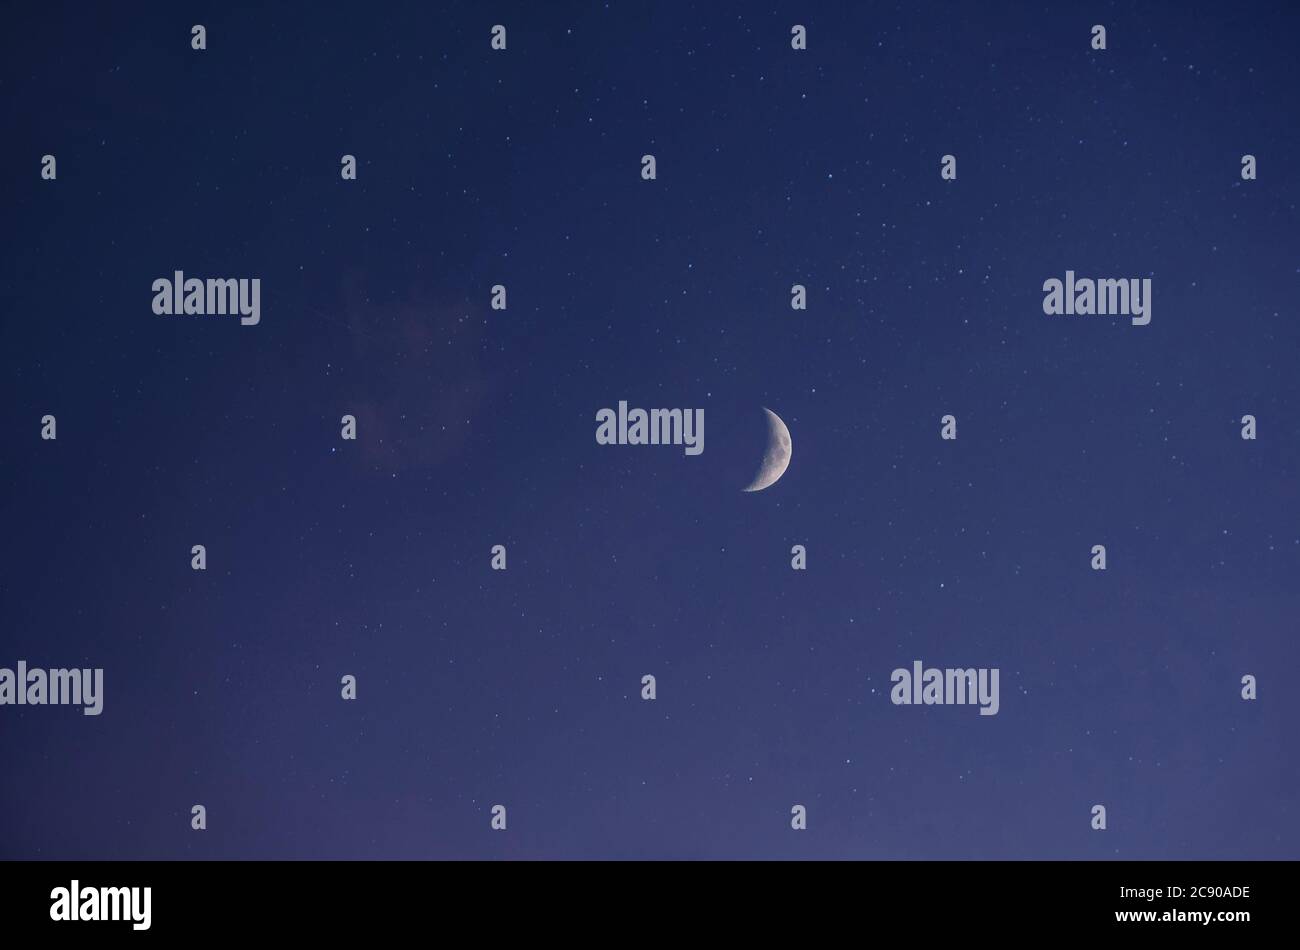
[{"left": 743, "top": 407, "right": 792, "bottom": 492}]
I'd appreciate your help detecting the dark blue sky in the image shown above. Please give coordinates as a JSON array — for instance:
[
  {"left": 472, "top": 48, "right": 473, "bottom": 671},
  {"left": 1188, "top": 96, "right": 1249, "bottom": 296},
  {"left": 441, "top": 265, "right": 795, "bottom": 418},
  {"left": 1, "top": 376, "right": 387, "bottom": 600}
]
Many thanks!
[{"left": 2, "top": 1, "right": 1297, "bottom": 859}]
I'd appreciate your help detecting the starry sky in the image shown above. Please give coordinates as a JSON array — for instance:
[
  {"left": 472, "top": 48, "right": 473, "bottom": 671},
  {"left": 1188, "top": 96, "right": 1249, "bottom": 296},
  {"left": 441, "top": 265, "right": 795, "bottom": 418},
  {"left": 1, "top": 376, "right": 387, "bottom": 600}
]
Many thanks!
[{"left": 2, "top": 1, "right": 1297, "bottom": 860}]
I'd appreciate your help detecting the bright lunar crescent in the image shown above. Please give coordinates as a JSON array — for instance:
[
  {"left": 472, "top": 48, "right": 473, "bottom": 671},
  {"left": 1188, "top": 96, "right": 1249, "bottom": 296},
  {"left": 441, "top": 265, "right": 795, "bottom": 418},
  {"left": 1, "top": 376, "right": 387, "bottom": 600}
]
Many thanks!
[{"left": 743, "top": 407, "right": 792, "bottom": 492}]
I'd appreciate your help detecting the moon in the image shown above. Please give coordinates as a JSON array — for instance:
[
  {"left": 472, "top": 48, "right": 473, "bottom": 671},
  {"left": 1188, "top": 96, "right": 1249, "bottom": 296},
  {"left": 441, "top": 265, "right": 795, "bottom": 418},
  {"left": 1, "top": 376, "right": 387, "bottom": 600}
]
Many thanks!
[{"left": 743, "top": 407, "right": 792, "bottom": 492}]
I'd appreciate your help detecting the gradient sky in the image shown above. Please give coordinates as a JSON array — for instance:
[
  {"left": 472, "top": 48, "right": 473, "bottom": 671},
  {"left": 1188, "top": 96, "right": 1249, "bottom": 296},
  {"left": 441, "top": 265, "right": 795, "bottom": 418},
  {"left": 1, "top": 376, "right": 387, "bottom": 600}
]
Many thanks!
[{"left": 2, "top": 1, "right": 1297, "bottom": 859}]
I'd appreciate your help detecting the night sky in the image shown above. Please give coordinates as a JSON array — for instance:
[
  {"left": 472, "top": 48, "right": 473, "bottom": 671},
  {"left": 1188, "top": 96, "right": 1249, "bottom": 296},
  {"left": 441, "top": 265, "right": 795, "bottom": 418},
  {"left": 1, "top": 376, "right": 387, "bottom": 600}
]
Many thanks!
[{"left": 2, "top": 2, "right": 1297, "bottom": 860}]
